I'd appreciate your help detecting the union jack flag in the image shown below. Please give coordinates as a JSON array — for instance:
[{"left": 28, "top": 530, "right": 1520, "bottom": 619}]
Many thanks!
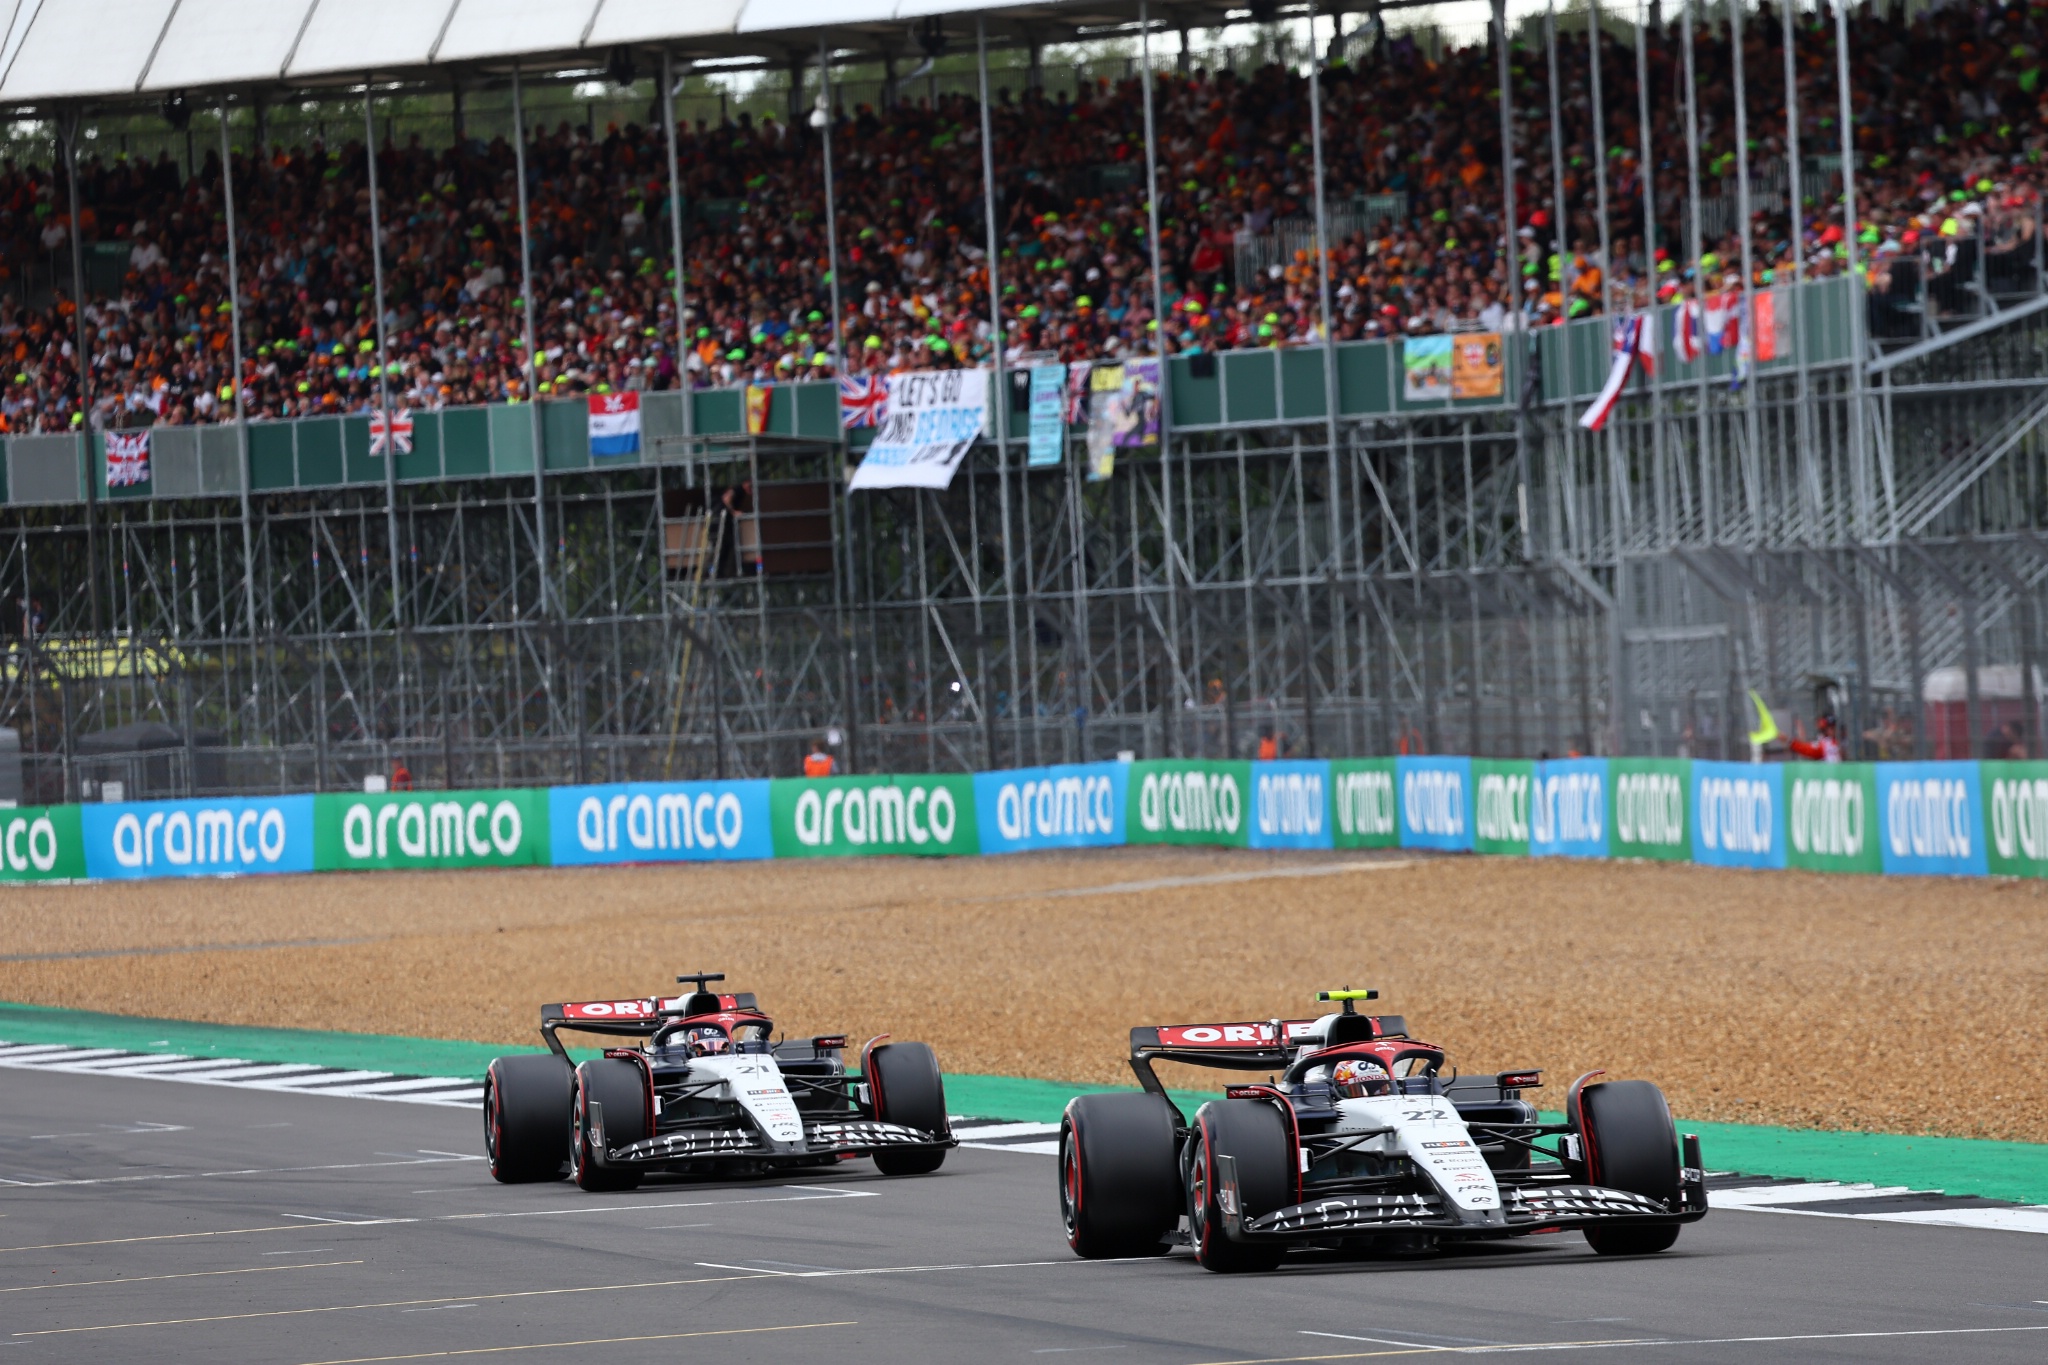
[
  {"left": 839, "top": 374, "right": 887, "bottom": 429},
  {"left": 369, "top": 407, "right": 414, "bottom": 455}
]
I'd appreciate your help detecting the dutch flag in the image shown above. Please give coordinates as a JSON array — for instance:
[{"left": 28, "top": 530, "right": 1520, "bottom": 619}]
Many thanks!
[{"left": 588, "top": 391, "right": 641, "bottom": 457}]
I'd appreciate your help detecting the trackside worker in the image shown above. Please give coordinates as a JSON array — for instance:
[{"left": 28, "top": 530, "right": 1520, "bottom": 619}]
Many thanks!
[
  {"left": 1789, "top": 713, "right": 1844, "bottom": 763},
  {"left": 803, "top": 739, "right": 835, "bottom": 778},
  {"left": 1257, "top": 726, "right": 1279, "bottom": 761},
  {"left": 391, "top": 761, "right": 413, "bottom": 791}
]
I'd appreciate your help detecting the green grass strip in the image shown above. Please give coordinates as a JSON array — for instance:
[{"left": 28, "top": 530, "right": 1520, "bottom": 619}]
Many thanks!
[{"left": 6, "top": 1001, "right": 2045, "bottom": 1205}]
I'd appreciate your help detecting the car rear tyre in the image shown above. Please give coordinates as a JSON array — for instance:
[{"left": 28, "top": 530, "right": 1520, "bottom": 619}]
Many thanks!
[
  {"left": 868, "top": 1041, "right": 949, "bottom": 1176},
  {"left": 1576, "top": 1079, "right": 1682, "bottom": 1256},
  {"left": 568, "top": 1058, "right": 648, "bottom": 1193},
  {"left": 1189, "top": 1101, "right": 1290, "bottom": 1273},
  {"left": 484, "top": 1054, "right": 572, "bottom": 1183},
  {"left": 1059, "top": 1093, "right": 1180, "bottom": 1258}
]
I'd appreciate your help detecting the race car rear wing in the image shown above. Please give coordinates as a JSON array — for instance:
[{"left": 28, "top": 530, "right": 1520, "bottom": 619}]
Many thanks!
[
  {"left": 1126, "top": 1015, "right": 1411, "bottom": 1093},
  {"left": 538, "top": 992, "right": 763, "bottom": 1054}
]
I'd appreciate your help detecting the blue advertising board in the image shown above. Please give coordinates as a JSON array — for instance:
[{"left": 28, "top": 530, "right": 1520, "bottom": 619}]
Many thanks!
[
  {"left": 1876, "top": 761, "right": 1988, "bottom": 876},
  {"left": 548, "top": 781, "right": 773, "bottom": 865},
  {"left": 1396, "top": 756, "right": 1473, "bottom": 851},
  {"left": 82, "top": 796, "right": 316, "bottom": 879},
  {"left": 1529, "top": 758, "right": 1608, "bottom": 858},
  {"left": 1690, "top": 761, "right": 1785, "bottom": 869},
  {"left": 1248, "top": 760, "right": 1334, "bottom": 850},
  {"left": 973, "top": 763, "right": 1126, "bottom": 854}
]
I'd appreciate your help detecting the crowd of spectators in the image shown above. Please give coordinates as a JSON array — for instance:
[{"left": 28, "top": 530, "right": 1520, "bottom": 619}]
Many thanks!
[{"left": 0, "top": 1, "right": 2041, "bottom": 432}]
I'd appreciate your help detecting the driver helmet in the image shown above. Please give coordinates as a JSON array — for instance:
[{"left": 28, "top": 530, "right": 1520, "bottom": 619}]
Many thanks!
[
  {"left": 686, "top": 1025, "right": 731, "bottom": 1057},
  {"left": 1331, "top": 1058, "right": 1391, "bottom": 1098}
]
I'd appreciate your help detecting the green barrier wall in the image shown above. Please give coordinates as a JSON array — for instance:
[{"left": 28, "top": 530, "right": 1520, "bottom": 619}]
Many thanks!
[
  {"left": 1126, "top": 759, "right": 1251, "bottom": 846},
  {"left": 1785, "top": 764, "right": 1882, "bottom": 874},
  {"left": 1983, "top": 761, "right": 2048, "bottom": 877},
  {"left": 1328, "top": 757, "right": 1399, "bottom": 849},
  {"left": 768, "top": 775, "right": 978, "bottom": 856},
  {"left": 0, "top": 804, "right": 85, "bottom": 880},
  {"left": 1472, "top": 759, "right": 1533, "bottom": 855},
  {"left": 1609, "top": 758, "right": 1692, "bottom": 861},
  {"left": 312, "top": 789, "right": 550, "bottom": 870}
]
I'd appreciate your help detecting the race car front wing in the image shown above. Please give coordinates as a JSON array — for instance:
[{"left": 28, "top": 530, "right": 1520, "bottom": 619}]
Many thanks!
[
  {"left": 596, "top": 1110, "right": 952, "bottom": 1167},
  {"left": 1219, "top": 1160, "right": 1710, "bottom": 1241}
]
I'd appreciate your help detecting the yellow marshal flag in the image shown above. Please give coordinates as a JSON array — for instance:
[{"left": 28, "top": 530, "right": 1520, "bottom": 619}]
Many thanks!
[{"left": 1451, "top": 333, "right": 1504, "bottom": 400}]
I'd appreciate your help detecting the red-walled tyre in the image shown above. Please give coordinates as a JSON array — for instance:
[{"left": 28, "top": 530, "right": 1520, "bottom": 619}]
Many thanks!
[
  {"left": 567, "top": 1058, "right": 648, "bottom": 1193},
  {"left": 483, "top": 1054, "right": 572, "bottom": 1183},
  {"left": 1576, "top": 1080, "right": 1683, "bottom": 1256},
  {"left": 1059, "top": 1092, "right": 1180, "bottom": 1258},
  {"left": 868, "top": 1041, "right": 949, "bottom": 1176},
  {"left": 1188, "top": 1101, "right": 1290, "bottom": 1273}
]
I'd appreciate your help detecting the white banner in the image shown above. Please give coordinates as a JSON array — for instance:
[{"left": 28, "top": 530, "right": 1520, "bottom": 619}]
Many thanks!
[{"left": 848, "top": 369, "right": 987, "bottom": 491}]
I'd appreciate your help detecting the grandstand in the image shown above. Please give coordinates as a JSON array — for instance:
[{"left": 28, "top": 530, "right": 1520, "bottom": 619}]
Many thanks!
[{"left": 0, "top": 0, "right": 2040, "bottom": 799}]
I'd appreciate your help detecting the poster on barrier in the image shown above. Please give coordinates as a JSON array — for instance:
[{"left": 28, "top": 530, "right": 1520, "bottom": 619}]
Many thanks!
[
  {"left": 315, "top": 790, "right": 550, "bottom": 871},
  {"left": 1876, "top": 760, "right": 1987, "bottom": 876},
  {"left": 974, "top": 763, "right": 1125, "bottom": 854},
  {"left": 1784, "top": 764, "right": 1880, "bottom": 874},
  {"left": 548, "top": 781, "right": 772, "bottom": 865},
  {"left": 1396, "top": 756, "right": 1473, "bottom": 851},
  {"left": 1530, "top": 758, "right": 1607, "bottom": 858},
  {"left": 1982, "top": 760, "right": 2048, "bottom": 877},
  {"left": 0, "top": 805, "right": 84, "bottom": 881},
  {"left": 1127, "top": 760, "right": 1251, "bottom": 847},
  {"left": 1689, "top": 761, "right": 1784, "bottom": 869},
  {"left": 1472, "top": 759, "right": 1532, "bottom": 855},
  {"left": 1609, "top": 758, "right": 1691, "bottom": 860},
  {"left": 1329, "top": 758, "right": 1399, "bottom": 849},
  {"left": 770, "top": 774, "right": 978, "bottom": 857},
  {"left": 83, "top": 796, "right": 315, "bottom": 880},
  {"left": 1249, "top": 760, "right": 1333, "bottom": 850}
]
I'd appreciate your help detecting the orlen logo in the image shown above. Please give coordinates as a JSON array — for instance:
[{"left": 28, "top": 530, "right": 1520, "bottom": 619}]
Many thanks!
[
  {"left": 1789, "top": 776, "right": 1865, "bottom": 858},
  {"left": 995, "top": 774, "right": 1115, "bottom": 841},
  {"left": 1334, "top": 769, "right": 1394, "bottom": 838},
  {"left": 1990, "top": 777, "right": 2048, "bottom": 861},
  {"left": 1403, "top": 769, "right": 1465, "bottom": 837},
  {"left": 1698, "top": 776, "right": 1773, "bottom": 854},
  {"left": 1532, "top": 770, "right": 1603, "bottom": 846},
  {"left": 1159, "top": 1021, "right": 1317, "bottom": 1047},
  {"left": 1886, "top": 778, "right": 1972, "bottom": 860},
  {"left": 114, "top": 806, "right": 288, "bottom": 869},
  {"left": 562, "top": 999, "right": 655, "bottom": 1020},
  {"left": 1476, "top": 771, "right": 1528, "bottom": 844},
  {"left": 577, "top": 791, "right": 744, "bottom": 853},
  {"left": 1255, "top": 770, "right": 1323, "bottom": 837},
  {"left": 1138, "top": 769, "right": 1242, "bottom": 835},
  {"left": 343, "top": 799, "right": 523, "bottom": 860},
  {"left": 1615, "top": 772, "right": 1684, "bottom": 847},
  {"left": 793, "top": 783, "right": 956, "bottom": 847},
  {"left": 0, "top": 812, "right": 61, "bottom": 873}
]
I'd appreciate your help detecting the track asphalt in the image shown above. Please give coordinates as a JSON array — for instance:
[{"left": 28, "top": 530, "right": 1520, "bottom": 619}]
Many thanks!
[{"left": 5, "top": 1066, "right": 2048, "bottom": 1364}]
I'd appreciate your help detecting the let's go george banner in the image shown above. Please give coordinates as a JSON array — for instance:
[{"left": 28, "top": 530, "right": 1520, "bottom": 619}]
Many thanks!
[{"left": 11, "top": 758, "right": 2048, "bottom": 881}]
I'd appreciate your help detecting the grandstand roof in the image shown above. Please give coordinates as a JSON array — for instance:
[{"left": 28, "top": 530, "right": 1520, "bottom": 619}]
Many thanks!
[{"left": 0, "top": 0, "right": 1247, "bottom": 109}]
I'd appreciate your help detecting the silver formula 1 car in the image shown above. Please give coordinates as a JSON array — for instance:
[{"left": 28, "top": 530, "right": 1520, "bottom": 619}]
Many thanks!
[
  {"left": 484, "top": 972, "right": 953, "bottom": 1190},
  {"left": 1059, "top": 989, "right": 1706, "bottom": 1270}
]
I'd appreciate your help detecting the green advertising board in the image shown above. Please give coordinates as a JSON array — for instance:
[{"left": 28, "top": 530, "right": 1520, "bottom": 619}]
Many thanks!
[
  {"left": 313, "top": 790, "right": 550, "bottom": 871},
  {"left": 769, "top": 774, "right": 978, "bottom": 857},
  {"left": 1609, "top": 758, "right": 1692, "bottom": 860},
  {"left": 1126, "top": 760, "right": 1251, "bottom": 846},
  {"left": 1472, "top": 759, "right": 1533, "bottom": 855},
  {"left": 1329, "top": 758, "right": 1399, "bottom": 849},
  {"left": 1983, "top": 761, "right": 2048, "bottom": 878},
  {"left": 1784, "top": 763, "right": 1881, "bottom": 874},
  {"left": 0, "top": 804, "right": 85, "bottom": 881}
]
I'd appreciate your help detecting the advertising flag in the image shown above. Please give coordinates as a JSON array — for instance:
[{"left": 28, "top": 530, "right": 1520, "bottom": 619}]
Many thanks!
[{"left": 588, "top": 391, "right": 642, "bottom": 457}]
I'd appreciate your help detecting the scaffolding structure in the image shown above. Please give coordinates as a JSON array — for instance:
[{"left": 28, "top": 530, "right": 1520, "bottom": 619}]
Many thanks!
[{"left": 6, "top": 280, "right": 2048, "bottom": 800}]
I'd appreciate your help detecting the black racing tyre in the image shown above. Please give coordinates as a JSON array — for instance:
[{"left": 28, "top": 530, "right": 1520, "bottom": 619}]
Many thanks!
[
  {"left": 483, "top": 1054, "right": 573, "bottom": 1183},
  {"left": 1578, "top": 1079, "right": 1683, "bottom": 1256},
  {"left": 868, "top": 1041, "right": 949, "bottom": 1176},
  {"left": 1058, "top": 1093, "right": 1181, "bottom": 1258},
  {"left": 568, "top": 1058, "right": 648, "bottom": 1193},
  {"left": 1188, "top": 1101, "right": 1291, "bottom": 1273}
]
